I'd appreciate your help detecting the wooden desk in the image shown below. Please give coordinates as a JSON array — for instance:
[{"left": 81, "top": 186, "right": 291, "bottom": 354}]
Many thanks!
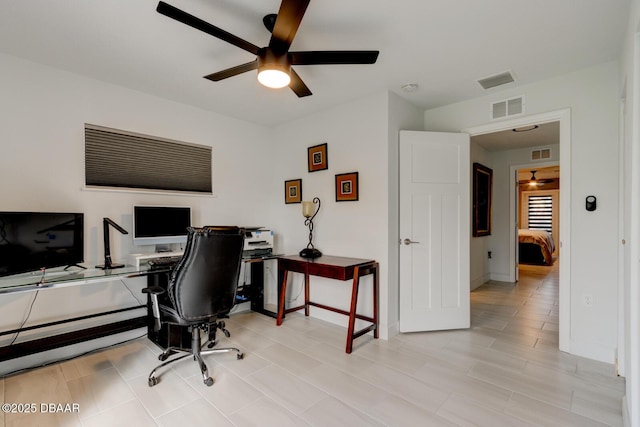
[{"left": 276, "top": 255, "right": 379, "bottom": 353}]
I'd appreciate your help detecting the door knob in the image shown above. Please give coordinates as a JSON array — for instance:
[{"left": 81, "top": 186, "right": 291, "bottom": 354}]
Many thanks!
[{"left": 402, "top": 238, "right": 420, "bottom": 245}]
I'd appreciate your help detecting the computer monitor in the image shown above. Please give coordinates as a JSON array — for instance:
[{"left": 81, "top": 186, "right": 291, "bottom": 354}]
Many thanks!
[{"left": 132, "top": 205, "right": 191, "bottom": 249}]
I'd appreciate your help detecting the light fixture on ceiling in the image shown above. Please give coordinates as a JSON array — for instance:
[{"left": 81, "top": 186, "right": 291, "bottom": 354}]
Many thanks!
[
  {"left": 529, "top": 170, "right": 542, "bottom": 187},
  {"left": 513, "top": 124, "right": 539, "bottom": 133},
  {"left": 257, "top": 49, "right": 291, "bottom": 89}
]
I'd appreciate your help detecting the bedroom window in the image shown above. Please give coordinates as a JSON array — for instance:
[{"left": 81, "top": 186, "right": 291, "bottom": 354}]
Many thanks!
[{"left": 527, "top": 195, "right": 553, "bottom": 232}]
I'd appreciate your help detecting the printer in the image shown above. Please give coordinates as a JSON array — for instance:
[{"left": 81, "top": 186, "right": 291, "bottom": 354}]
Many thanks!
[
  {"left": 237, "top": 228, "right": 275, "bottom": 308},
  {"left": 243, "top": 228, "right": 274, "bottom": 259}
]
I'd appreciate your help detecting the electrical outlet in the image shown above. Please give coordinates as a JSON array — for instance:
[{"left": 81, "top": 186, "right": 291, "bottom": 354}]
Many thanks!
[{"left": 583, "top": 294, "right": 593, "bottom": 307}]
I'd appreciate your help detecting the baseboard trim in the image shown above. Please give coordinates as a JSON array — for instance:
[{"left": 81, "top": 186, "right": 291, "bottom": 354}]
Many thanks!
[
  {"left": 623, "top": 395, "right": 630, "bottom": 427},
  {"left": 0, "top": 316, "right": 147, "bottom": 362},
  {"left": 471, "top": 273, "right": 491, "bottom": 291},
  {"left": 569, "top": 339, "right": 616, "bottom": 364},
  {"left": 385, "top": 321, "right": 399, "bottom": 340},
  {"left": 490, "top": 273, "right": 514, "bottom": 283}
]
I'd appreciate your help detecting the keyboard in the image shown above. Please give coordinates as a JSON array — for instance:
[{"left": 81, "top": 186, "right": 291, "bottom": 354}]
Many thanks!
[{"left": 147, "top": 256, "right": 182, "bottom": 269}]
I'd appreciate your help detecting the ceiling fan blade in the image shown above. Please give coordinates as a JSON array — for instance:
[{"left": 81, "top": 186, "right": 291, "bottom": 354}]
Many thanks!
[
  {"left": 157, "top": 1, "right": 260, "bottom": 55},
  {"left": 204, "top": 60, "right": 258, "bottom": 81},
  {"left": 269, "top": 0, "right": 310, "bottom": 53},
  {"left": 289, "top": 68, "right": 312, "bottom": 97},
  {"left": 290, "top": 50, "right": 380, "bottom": 65}
]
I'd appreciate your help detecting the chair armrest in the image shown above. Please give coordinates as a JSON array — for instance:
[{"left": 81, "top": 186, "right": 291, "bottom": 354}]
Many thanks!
[
  {"left": 142, "top": 286, "right": 165, "bottom": 296},
  {"left": 142, "top": 286, "right": 165, "bottom": 332}
]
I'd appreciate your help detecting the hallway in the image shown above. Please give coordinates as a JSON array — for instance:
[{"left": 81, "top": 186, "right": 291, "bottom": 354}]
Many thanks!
[
  {"left": 471, "top": 263, "right": 560, "bottom": 350},
  {"left": 465, "top": 262, "right": 625, "bottom": 425}
]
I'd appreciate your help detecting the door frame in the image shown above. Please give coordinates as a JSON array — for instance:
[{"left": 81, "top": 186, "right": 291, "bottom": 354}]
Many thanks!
[
  {"left": 513, "top": 161, "right": 560, "bottom": 275},
  {"left": 463, "top": 108, "right": 571, "bottom": 353}
]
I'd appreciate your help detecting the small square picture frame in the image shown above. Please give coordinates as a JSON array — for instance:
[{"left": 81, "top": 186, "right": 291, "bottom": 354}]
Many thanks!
[
  {"left": 307, "top": 143, "right": 328, "bottom": 172},
  {"left": 284, "top": 179, "right": 302, "bottom": 204},
  {"left": 335, "top": 172, "right": 359, "bottom": 202}
]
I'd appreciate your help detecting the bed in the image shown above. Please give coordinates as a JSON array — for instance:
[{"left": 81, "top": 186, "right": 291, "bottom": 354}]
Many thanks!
[{"left": 518, "top": 229, "right": 555, "bottom": 266}]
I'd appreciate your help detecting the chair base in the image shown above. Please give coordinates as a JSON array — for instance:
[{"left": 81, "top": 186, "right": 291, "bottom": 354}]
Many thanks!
[{"left": 147, "top": 322, "right": 243, "bottom": 387}]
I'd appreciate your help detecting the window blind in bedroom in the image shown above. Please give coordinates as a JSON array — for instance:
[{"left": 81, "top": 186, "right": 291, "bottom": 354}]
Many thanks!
[
  {"left": 85, "top": 124, "right": 212, "bottom": 194},
  {"left": 527, "top": 195, "right": 553, "bottom": 232}
]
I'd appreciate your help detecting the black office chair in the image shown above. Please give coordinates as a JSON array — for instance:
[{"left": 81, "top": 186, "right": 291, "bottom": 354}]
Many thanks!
[{"left": 142, "top": 226, "right": 245, "bottom": 387}]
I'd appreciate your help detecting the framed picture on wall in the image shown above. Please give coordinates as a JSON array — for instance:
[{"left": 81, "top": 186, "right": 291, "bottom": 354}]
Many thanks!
[
  {"left": 473, "top": 162, "right": 492, "bottom": 236},
  {"left": 335, "top": 172, "right": 359, "bottom": 202},
  {"left": 284, "top": 179, "right": 302, "bottom": 204},
  {"left": 307, "top": 143, "right": 328, "bottom": 172}
]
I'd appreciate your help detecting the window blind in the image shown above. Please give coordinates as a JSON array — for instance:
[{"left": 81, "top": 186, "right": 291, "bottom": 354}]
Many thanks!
[
  {"left": 85, "top": 124, "right": 212, "bottom": 194},
  {"left": 527, "top": 195, "right": 553, "bottom": 231}
]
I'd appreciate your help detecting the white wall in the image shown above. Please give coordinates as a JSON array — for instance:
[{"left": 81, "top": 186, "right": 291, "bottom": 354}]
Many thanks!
[
  {"left": 424, "top": 62, "right": 620, "bottom": 364},
  {"left": 470, "top": 142, "right": 492, "bottom": 290},
  {"left": 271, "top": 91, "right": 393, "bottom": 338},
  {"left": 487, "top": 144, "right": 560, "bottom": 282},
  {"left": 0, "top": 53, "right": 274, "bottom": 371},
  {"left": 387, "top": 92, "right": 425, "bottom": 334},
  {"left": 0, "top": 53, "right": 274, "bottom": 263}
]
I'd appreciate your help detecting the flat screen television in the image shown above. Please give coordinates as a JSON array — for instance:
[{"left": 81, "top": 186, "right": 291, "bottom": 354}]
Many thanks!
[
  {"left": 0, "top": 212, "right": 84, "bottom": 277},
  {"left": 132, "top": 205, "right": 191, "bottom": 248}
]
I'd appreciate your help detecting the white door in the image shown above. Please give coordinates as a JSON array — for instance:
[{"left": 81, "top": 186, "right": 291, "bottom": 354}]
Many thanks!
[{"left": 399, "top": 130, "right": 470, "bottom": 332}]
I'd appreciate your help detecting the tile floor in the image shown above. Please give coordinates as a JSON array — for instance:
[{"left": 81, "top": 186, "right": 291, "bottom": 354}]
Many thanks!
[{"left": 0, "top": 262, "right": 625, "bottom": 426}]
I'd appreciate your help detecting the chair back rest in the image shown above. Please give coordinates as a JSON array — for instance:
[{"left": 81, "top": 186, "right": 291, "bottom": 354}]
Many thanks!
[{"left": 168, "top": 226, "right": 244, "bottom": 322}]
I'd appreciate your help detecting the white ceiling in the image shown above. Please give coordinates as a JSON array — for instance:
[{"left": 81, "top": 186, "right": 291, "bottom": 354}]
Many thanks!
[
  {"left": 0, "top": 0, "right": 630, "bottom": 127},
  {"left": 472, "top": 121, "right": 559, "bottom": 152}
]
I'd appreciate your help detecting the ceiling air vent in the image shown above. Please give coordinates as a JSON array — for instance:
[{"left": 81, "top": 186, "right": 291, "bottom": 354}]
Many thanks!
[
  {"left": 531, "top": 147, "right": 552, "bottom": 161},
  {"left": 491, "top": 96, "right": 524, "bottom": 120},
  {"left": 478, "top": 71, "right": 515, "bottom": 90}
]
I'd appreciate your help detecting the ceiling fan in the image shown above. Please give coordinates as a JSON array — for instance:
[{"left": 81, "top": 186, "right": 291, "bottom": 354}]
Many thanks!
[
  {"left": 523, "top": 170, "right": 554, "bottom": 187},
  {"left": 156, "top": 0, "right": 380, "bottom": 97}
]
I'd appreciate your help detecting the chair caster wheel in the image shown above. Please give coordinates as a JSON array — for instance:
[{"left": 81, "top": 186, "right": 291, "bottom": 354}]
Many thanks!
[
  {"left": 237, "top": 353, "right": 244, "bottom": 360},
  {"left": 204, "top": 377, "right": 214, "bottom": 386},
  {"left": 148, "top": 377, "right": 158, "bottom": 387}
]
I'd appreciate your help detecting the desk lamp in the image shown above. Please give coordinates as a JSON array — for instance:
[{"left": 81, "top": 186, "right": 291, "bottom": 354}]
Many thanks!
[
  {"left": 299, "top": 197, "right": 322, "bottom": 259},
  {"left": 96, "top": 218, "right": 128, "bottom": 269}
]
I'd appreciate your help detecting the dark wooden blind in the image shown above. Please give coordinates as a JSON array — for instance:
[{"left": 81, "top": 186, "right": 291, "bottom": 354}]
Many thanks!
[{"left": 85, "top": 124, "right": 212, "bottom": 194}]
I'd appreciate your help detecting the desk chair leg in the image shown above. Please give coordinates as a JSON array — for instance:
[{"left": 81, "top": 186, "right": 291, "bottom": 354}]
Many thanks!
[
  {"left": 191, "top": 326, "right": 214, "bottom": 386},
  {"left": 148, "top": 353, "right": 190, "bottom": 387},
  {"left": 148, "top": 325, "right": 244, "bottom": 387}
]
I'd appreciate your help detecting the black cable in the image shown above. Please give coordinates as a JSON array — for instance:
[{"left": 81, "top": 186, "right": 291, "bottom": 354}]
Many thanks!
[
  {"left": 9, "top": 289, "right": 39, "bottom": 346},
  {"left": 1, "top": 270, "right": 151, "bottom": 376},
  {"left": 119, "top": 278, "right": 145, "bottom": 306}
]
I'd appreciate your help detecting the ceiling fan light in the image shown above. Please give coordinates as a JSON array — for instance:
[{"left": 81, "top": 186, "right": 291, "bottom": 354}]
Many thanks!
[
  {"left": 257, "top": 48, "right": 291, "bottom": 89},
  {"left": 528, "top": 170, "right": 542, "bottom": 186},
  {"left": 258, "top": 68, "right": 291, "bottom": 88}
]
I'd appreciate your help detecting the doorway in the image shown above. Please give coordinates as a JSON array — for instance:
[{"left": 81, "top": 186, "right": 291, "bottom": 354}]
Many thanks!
[{"left": 464, "top": 109, "right": 571, "bottom": 353}]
